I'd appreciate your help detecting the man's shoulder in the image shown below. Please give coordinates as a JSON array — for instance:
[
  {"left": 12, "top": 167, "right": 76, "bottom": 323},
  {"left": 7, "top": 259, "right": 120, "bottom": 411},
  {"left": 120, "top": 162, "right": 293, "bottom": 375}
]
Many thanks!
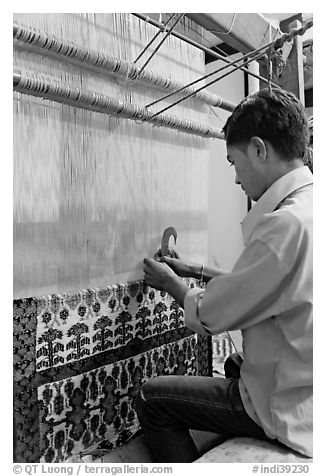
[
  {"left": 255, "top": 208, "right": 304, "bottom": 238},
  {"left": 251, "top": 207, "right": 312, "bottom": 268},
  {"left": 258, "top": 185, "right": 312, "bottom": 232}
]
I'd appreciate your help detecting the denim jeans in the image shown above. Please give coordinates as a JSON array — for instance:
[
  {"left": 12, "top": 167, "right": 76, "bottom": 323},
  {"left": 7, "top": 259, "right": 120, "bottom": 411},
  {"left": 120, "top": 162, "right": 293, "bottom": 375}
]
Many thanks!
[{"left": 135, "top": 352, "right": 276, "bottom": 462}]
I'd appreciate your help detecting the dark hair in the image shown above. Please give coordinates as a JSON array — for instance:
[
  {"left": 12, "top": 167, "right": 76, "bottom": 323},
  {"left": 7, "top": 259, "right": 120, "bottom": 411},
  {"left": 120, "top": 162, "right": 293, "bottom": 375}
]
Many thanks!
[{"left": 222, "top": 88, "right": 309, "bottom": 160}]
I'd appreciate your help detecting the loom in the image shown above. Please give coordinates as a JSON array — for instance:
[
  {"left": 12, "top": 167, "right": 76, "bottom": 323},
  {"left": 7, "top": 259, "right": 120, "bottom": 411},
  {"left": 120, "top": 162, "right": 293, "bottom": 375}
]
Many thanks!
[
  {"left": 13, "top": 13, "right": 232, "bottom": 299},
  {"left": 13, "top": 12, "right": 312, "bottom": 464}
]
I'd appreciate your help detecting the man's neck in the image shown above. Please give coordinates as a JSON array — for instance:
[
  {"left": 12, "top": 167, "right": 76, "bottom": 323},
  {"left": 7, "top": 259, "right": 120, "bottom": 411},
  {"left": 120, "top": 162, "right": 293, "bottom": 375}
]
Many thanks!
[{"left": 266, "top": 158, "right": 304, "bottom": 190}]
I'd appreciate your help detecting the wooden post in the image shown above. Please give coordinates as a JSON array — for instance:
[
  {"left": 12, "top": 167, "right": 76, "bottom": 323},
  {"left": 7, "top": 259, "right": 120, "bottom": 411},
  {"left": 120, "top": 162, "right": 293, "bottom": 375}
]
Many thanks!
[
  {"left": 277, "top": 20, "right": 305, "bottom": 103},
  {"left": 259, "top": 18, "right": 305, "bottom": 102}
]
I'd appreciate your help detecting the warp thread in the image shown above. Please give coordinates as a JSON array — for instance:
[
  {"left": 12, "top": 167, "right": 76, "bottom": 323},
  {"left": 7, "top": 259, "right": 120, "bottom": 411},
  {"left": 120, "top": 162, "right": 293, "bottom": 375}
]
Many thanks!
[{"left": 13, "top": 12, "right": 211, "bottom": 298}]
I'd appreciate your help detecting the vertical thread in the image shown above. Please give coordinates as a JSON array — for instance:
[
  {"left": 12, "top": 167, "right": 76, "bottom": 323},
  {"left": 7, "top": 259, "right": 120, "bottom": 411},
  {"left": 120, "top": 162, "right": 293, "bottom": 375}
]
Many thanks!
[{"left": 13, "top": 13, "right": 209, "bottom": 297}]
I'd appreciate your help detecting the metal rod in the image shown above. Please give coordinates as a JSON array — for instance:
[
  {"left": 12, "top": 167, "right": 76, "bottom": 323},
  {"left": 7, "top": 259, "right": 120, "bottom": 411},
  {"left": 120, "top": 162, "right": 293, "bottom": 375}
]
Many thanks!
[
  {"left": 13, "top": 72, "right": 20, "bottom": 86},
  {"left": 132, "top": 13, "right": 277, "bottom": 88},
  {"left": 137, "top": 13, "right": 185, "bottom": 76},
  {"left": 133, "top": 13, "right": 176, "bottom": 63},
  {"left": 149, "top": 46, "right": 267, "bottom": 120}
]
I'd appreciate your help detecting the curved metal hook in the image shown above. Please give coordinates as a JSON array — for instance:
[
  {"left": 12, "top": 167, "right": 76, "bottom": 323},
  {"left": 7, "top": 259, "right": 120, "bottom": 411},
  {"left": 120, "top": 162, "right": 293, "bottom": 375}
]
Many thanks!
[{"left": 161, "top": 226, "right": 177, "bottom": 257}]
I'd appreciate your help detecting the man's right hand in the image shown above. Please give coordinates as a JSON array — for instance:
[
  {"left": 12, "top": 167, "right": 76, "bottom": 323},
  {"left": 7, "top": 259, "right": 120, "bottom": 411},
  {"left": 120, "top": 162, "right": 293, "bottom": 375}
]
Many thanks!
[{"left": 156, "top": 251, "right": 198, "bottom": 279}]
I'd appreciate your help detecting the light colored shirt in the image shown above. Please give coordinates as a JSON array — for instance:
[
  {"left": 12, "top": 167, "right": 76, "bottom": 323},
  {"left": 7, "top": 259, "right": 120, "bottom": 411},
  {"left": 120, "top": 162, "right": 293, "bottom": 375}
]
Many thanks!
[{"left": 184, "top": 166, "right": 313, "bottom": 457}]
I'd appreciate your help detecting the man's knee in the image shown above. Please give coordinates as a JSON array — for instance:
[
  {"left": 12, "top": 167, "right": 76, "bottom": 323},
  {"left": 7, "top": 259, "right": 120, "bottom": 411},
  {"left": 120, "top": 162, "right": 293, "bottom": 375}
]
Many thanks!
[
  {"left": 138, "top": 376, "right": 166, "bottom": 398},
  {"left": 135, "top": 376, "right": 168, "bottom": 425},
  {"left": 224, "top": 352, "right": 244, "bottom": 379},
  {"left": 135, "top": 377, "right": 165, "bottom": 411}
]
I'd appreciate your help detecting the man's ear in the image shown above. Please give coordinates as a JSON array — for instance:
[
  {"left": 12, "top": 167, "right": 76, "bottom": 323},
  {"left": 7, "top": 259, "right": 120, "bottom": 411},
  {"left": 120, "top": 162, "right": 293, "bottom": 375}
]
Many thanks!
[{"left": 249, "top": 136, "right": 267, "bottom": 162}]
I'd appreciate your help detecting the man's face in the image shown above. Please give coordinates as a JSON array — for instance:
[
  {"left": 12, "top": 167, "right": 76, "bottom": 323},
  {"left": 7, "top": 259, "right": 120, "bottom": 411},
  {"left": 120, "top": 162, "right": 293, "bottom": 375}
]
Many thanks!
[{"left": 226, "top": 143, "right": 266, "bottom": 201}]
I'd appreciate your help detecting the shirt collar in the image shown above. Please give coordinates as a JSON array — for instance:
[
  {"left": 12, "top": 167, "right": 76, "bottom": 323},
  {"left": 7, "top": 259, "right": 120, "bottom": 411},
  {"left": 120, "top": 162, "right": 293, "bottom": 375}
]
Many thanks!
[{"left": 241, "top": 166, "right": 313, "bottom": 246}]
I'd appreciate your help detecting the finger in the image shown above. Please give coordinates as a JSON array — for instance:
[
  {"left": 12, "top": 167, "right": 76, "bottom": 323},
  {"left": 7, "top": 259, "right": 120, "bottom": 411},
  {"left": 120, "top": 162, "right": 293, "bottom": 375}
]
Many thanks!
[
  {"left": 148, "top": 258, "right": 166, "bottom": 270},
  {"left": 143, "top": 262, "right": 155, "bottom": 274},
  {"left": 161, "top": 256, "right": 174, "bottom": 265},
  {"left": 143, "top": 257, "right": 156, "bottom": 268}
]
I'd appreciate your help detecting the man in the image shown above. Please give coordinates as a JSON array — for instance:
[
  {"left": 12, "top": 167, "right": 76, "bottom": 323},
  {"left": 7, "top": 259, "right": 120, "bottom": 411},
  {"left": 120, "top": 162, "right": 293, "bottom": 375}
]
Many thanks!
[{"left": 136, "top": 88, "right": 313, "bottom": 462}]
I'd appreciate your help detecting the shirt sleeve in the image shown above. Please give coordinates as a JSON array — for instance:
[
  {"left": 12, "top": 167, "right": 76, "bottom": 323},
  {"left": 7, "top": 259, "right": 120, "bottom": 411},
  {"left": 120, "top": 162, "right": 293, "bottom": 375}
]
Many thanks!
[{"left": 184, "top": 238, "right": 291, "bottom": 335}]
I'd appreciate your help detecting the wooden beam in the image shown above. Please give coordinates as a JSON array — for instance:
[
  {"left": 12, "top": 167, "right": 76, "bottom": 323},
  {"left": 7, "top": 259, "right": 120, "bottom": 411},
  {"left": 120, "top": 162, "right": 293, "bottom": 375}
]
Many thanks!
[
  {"left": 205, "top": 42, "right": 239, "bottom": 64},
  {"left": 186, "top": 13, "right": 280, "bottom": 54}
]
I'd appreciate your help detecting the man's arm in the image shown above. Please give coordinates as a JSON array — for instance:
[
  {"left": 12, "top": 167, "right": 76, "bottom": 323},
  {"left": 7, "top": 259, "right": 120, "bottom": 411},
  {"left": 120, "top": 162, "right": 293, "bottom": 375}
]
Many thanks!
[
  {"left": 143, "top": 256, "right": 229, "bottom": 308},
  {"left": 161, "top": 256, "right": 229, "bottom": 283},
  {"left": 184, "top": 238, "right": 291, "bottom": 335}
]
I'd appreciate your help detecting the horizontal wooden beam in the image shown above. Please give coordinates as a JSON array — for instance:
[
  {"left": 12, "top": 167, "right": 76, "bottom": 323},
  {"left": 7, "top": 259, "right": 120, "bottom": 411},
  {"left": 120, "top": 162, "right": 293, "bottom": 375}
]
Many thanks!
[{"left": 186, "top": 13, "right": 280, "bottom": 55}]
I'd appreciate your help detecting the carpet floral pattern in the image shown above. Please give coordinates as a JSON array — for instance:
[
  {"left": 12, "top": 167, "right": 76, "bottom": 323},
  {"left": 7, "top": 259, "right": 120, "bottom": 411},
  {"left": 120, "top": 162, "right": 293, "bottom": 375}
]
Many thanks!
[{"left": 14, "top": 279, "right": 213, "bottom": 462}]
